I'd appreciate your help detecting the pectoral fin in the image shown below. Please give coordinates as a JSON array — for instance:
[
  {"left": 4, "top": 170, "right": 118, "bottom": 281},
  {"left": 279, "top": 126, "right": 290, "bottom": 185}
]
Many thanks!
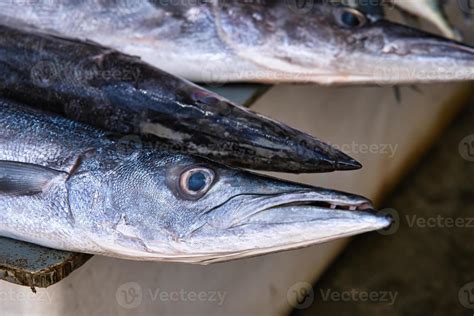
[{"left": 0, "top": 160, "right": 66, "bottom": 195}]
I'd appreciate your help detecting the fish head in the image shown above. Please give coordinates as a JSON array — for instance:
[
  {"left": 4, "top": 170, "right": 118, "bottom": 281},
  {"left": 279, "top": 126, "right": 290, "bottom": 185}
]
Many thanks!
[
  {"left": 307, "top": 3, "right": 474, "bottom": 83},
  {"left": 79, "top": 152, "right": 391, "bottom": 263},
  {"left": 347, "top": 18, "right": 474, "bottom": 83},
  {"left": 330, "top": 13, "right": 474, "bottom": 84},
  {"left": 214, "top": 1, "right": 474, "bottom": 84}
]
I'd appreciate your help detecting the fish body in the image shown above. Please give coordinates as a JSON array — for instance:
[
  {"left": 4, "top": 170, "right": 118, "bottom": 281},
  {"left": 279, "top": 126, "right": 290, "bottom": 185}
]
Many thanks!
[
  {"left": 1, "top": 0, "right": 474, "bottom": 84},
  {"left": 0, "top": 99, "right": 390, "bottom": 263},
  {"left": 0, "top": 22, "right": 360, "bottom": 173},
  {"left": 393, "top": 0, "right": 461, "bottom": 41}
]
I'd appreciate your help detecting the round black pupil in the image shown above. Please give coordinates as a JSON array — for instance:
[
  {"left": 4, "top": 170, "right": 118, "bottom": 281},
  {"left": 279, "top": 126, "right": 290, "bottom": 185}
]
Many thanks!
[
  {"left": 341, "top": 11, "right": 361, "bottom": 27},
  {"left": 187, "top": 172, "right": 206, "bottom": 192}
]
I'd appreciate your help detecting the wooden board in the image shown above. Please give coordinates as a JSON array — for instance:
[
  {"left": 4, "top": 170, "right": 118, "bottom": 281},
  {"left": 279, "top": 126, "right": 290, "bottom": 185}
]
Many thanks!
[
  {"left": 0, "top": 237, "right": 91, "bottom": 289},
  {"left": 0, "top": 81, "right": 470, "bottom": 315}
]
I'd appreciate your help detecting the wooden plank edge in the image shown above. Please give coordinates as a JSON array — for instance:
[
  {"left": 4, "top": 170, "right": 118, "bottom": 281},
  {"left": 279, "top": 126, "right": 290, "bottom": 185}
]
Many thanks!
[{"left": 1, "top": 253, "right": 92, "bottom": 290}]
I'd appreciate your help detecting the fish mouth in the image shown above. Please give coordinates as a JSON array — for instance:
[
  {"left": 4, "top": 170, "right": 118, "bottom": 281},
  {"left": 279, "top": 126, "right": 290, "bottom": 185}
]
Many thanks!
[
  {"left": 161, "top": 189, "right": 391, "bottom": 264},
  {"left": 354, "top": 20, "right": 474, "bottom": 84},
  {"left": 229, "top": 194, "right": 377, "bottom": 227},
  {"left": 374, "top": 19, "right": 474, "bottom": 58}
]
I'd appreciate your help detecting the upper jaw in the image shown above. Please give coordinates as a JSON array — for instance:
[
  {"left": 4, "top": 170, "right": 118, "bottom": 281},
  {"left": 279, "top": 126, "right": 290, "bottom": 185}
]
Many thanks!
[
  {"left": 373, "top": 20, "right": 474, "bottom": 71},
  {"left": 195, "top": 188, "right": 390, "bottom": 235},
  {"left": 227, "top": 190, "right": 377, "bottom": 228}
]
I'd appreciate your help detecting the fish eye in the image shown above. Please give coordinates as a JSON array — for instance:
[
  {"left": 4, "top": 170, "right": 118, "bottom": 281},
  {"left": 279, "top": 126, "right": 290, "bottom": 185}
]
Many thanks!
[
  {"left": 179, "top": 167, "right": 215, "bottom": 199},
  {"left": 336, "top": 8, "right": 367, "bottom": 28}
]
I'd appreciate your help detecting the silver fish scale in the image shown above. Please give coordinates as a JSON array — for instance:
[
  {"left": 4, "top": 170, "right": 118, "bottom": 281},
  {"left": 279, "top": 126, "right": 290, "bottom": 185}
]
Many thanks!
[
  {"left": 0, "top": 100, "right": 132, "bottom": 253},
  {"left": 0, "top": 182, "right": 72, "bottom": 249},
  {"left": 0, "top": 100, "right": 107, "bottom": 171},
  {"left": 0, "top": 99, "right": 202, "bottom": 255}
]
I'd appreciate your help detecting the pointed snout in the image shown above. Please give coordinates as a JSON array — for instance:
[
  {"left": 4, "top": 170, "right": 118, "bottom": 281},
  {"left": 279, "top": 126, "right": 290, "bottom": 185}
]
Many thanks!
[
  {"left": 367, "top": 20, "right": 474, "bottom": 83},
  {"left": 275, "top": 134, "right": 362, "bottom": 173},
  {"left": 180, "top": 87, "right": 362, "bottom": 173},
  {"left": 181, "top": 185, "right": 392, "bottom": 263},
  {"left": 216, "top": 104, "right": 362, "bottom": 173}
]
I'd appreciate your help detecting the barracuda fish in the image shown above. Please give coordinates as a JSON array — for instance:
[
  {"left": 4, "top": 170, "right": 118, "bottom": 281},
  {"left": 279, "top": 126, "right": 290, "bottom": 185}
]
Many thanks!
[
  {"left": 0, "top": 22, "right": 360, "bottom": 174},
  {"left": 1, "top": 0, "right": 474, "bottom": 84},
  {"left": 0, "top": 99, "right": 391, "bottom": 263},
  {"left": 393, "top": 0, "right": 462, "bottom": 41}
]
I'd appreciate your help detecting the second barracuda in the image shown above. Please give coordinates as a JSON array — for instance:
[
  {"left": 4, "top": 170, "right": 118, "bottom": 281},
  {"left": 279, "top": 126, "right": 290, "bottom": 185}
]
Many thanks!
[
  {"left": 0, "top": 22, "right": 359, "bottom": 173},
  {"left": 2, "top": 0, "right": 474, "bottom": 84}
]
